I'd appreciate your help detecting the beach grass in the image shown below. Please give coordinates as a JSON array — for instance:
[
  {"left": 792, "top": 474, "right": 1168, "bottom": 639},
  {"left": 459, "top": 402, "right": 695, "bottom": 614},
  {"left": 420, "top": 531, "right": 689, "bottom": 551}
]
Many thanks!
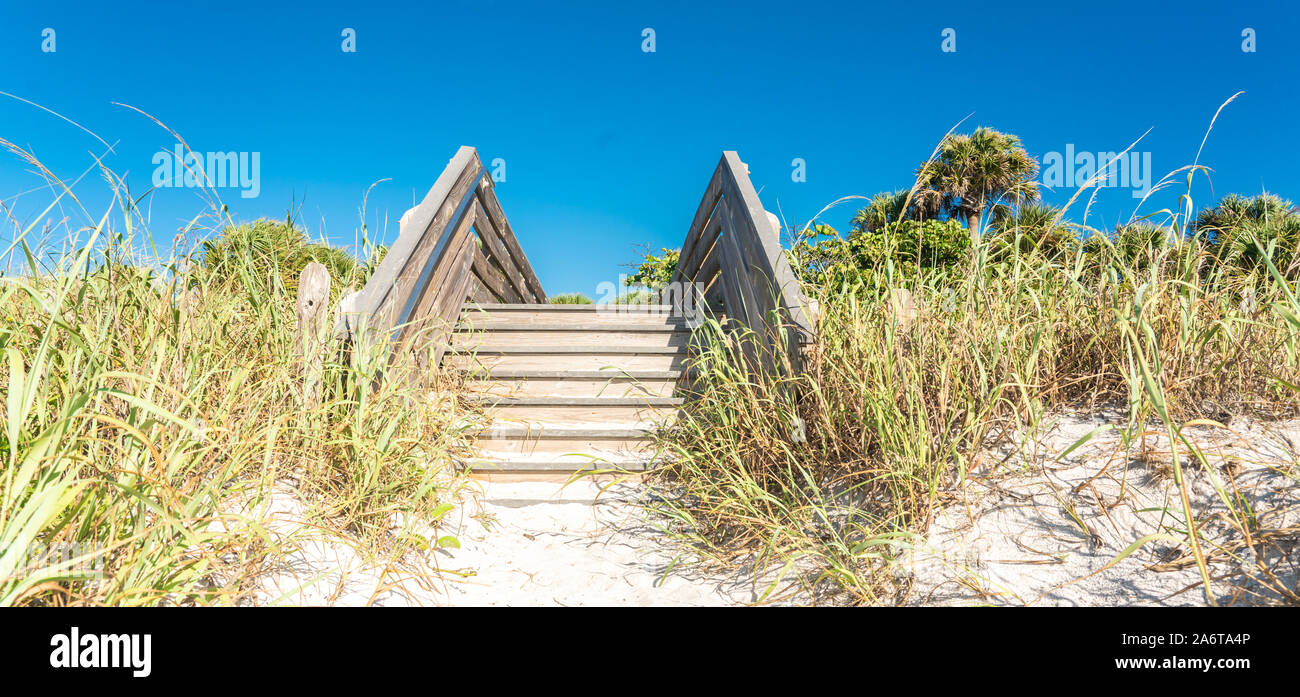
[{"left": 0, "top": 137, "right": 474, "bottom": 606}]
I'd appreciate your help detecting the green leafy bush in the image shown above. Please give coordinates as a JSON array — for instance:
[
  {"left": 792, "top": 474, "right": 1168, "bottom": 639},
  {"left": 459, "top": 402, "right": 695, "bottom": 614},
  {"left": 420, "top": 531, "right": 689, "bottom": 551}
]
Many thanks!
[
  {"left": 200, "top": 218, "right": 363, "bottom": 298},
  {"left": 1196, "top": 193, "right": 1300, "bottom": 279},
  {"left": 550, "top": 293, "right": 594, "bottom": 304},
  {"left": 627, "top": 247, "right": 679, "bottom": 289},
  {"left": 793, "top": 218, "right": 970, "bottom": 286},
  {"left": 987, "top": 202, "right": 1081, "bottom": 260}
]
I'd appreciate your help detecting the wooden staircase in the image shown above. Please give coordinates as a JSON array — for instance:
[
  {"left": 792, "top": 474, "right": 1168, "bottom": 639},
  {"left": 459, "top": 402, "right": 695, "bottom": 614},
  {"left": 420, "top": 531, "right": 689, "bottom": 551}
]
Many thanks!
[
  {"left": 337, "top": 147, "right": 812, "bottom": 478},
  {"left": 446, "top": 303, "right": 690, "bottom": 473}
]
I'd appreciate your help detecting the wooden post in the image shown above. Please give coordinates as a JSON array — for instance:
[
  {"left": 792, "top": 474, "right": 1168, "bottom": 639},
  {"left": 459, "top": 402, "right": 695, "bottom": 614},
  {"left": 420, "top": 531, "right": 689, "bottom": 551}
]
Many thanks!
[{"left": 297, "top": 262, "right": 331, "bottom": 407}]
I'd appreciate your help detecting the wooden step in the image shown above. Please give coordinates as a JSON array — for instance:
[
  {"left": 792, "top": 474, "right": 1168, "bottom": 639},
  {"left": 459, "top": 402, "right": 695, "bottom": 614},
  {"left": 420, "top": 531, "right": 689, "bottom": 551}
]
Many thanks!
[
  {"left": 466, "top": 396, "right": 683, "bottom": 427},
  {"left": 464, "top": 458, "right": 655, "bottom": 473},
  {"left": 445, "top": 346, "right": 685, "bottom": 372},
  {"left": 463, "top": 370, "right": 680, "bottom": 398},
  {"left": 451, "top": 324, "right": 691, "bottom": 349},
  {"left": 460, "top": 304, "right": 687, "bottom": 326},
  {"left": 473, "top": 425, "right": 662, "bottom": 459},
  {"left": 448, "top": 303, "right": 690, "bottom": 473}
]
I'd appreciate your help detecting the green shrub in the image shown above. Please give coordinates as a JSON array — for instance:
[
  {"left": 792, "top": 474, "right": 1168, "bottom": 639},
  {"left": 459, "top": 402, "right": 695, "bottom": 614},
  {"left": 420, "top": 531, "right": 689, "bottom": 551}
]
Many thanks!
[
  {"left": 613, "top": 289, "right": 659, "bottom": 304},
  {"left": 550, "top": 292, "right": 594, "bottom": 304},
  {"left": 851, "top": 189, "right": 936, "bottom": 233},
  {"left": 0, "top": 180, "right": 474, "bottom": 605},
  {"left": 627, "top": 247, "right": 679, "bottom": 289},
  {"left": 200, "top": 218, "right": 363, "bottom": 298},
  {"left": 987, "top": 202, "right": 1081, "bottom": 260},
  {"left": 793, "top": 218, "right": 970, "bottom": 286},
  {"left": 1216, "top": 216, "right": 1300, "bottom": 279}
]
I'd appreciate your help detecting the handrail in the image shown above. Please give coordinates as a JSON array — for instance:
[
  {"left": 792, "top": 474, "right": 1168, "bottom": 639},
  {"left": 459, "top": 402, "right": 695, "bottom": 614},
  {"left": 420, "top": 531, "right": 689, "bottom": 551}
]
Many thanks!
[
  {"left": 672, "top": 151, "right": 812, "bottom": 371},
  {"left": 339, "top": 146, "right": 546, "bottom": 366}
]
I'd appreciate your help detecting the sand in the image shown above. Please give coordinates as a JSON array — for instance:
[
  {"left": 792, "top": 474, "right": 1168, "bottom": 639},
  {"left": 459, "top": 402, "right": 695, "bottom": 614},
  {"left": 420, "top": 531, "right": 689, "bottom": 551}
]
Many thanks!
[
  {"left": 903, "top": 413, "right": 1300, "bottom": 606},
  {"left": 214, "top": 413, "right": 1298, "bottom": 606},
  {"left": 429, "top": 478, "right": 761, "bottom": 606},
  {"left": 217, "top": 477, "right": 757, "bottom": 606}
]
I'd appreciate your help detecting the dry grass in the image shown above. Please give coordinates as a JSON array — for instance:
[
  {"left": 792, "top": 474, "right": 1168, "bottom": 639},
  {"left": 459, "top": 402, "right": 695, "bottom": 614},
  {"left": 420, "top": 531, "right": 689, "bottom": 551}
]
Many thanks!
[
  {"left": 647, "top": 121, "right": 1300, "bottom": 605},
  {"left": 0, "top": 134, "right": 477, "bottom": 606}
]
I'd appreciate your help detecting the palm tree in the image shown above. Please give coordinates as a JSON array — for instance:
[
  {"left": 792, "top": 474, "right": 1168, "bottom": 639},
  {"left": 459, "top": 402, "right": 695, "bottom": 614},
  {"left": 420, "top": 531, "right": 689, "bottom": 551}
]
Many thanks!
[
  {"left": 1194, "top": 193, "right": 1300, "bottom": 276},
  {"left": 1195, "top": 192, "right": 1297, "bottom": 243},
  {"left": 914, "top": 127, "right": 1041, "bottom": 241},
  {"left": 989, "top": 202, "right": 1079, "bottom": 258},
  {"left": 851, "top": 189, "right": 940, "bottom": 234}
]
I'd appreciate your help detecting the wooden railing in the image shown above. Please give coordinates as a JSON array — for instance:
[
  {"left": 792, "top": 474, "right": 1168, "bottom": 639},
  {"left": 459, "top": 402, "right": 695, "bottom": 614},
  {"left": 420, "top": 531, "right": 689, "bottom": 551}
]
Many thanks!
[
  {"left": 337, "top": 146, "right": 545, "bottom": 366},
  {"left": 672, "top": 151, "right": 812, "bottom": 371}
]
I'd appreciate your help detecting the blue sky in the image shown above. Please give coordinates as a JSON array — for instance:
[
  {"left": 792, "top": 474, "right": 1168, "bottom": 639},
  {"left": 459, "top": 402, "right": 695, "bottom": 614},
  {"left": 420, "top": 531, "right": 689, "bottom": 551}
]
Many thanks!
[{"left": 2, "top": 0, "right": 1297, "bottom": 296}]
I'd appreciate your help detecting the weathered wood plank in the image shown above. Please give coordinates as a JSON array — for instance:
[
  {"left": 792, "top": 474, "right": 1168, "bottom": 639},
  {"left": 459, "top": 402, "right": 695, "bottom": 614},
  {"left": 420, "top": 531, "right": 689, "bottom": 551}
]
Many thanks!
[
  {"left": 718, "top": 152, "right": 811, "bottom": 335},
  {"left": 714, "top": 196, "right": 765, "bottom": 332},
  {"left": 678, "top": 212, "right": 723, "bottom": 285},
  {"left": 398, "top": 198, "right": 479, "bottom": 352},
  {"left": 336, "top": 146, "right": 550, "bottom": 384},
  {"left": 467, "top": 276, "right": 497, "bottom": 304},
  {"left": 477, "top": 181, "right": 547, "bottom": 303},
  {"left": 669, "top": 151, "right": 815, "bottom": 374},
  {"left": 428, "top": 210, "right": 481, "bottom": 335},
  {"left": 672, "top": 156, "right": 726, "bottom": 286},
  {"left": 694, "top": 234, "right": 722, "bottom": 289},
  {"left": 434, "top": 225, "right": 482, "bottom": 364},
  {"left": 469, "top": 198, "right": 528, "bottom": 303},
  {"left": 702, "top": 275, "right": 725, "bottom": 312},
  {"left": 296, "top": 261, "right": 330, "bottom": 406},
  {"left": 353, "top": 146, "right": 477, "bottom": 334},
  {"left": 371, "top": 157, "right": 482, "bottom": 342},
  {"left": 471, "top": 243, "right": 520, "bottom": 304}
]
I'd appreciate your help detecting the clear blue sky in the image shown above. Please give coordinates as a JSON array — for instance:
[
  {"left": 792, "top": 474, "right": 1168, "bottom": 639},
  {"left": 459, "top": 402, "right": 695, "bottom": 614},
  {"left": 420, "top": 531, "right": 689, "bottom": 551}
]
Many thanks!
[{"left": 2, "top": 0, "right": 1296, "bottom": 296}]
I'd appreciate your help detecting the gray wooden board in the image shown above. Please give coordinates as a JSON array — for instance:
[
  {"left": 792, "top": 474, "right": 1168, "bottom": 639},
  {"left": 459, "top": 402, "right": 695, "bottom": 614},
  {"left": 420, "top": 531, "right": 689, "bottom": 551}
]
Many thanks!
[
  {"left": 672, "top": 156, "right": 726, "bottom": 286},
  {"left": 477, "top": 182, "right": 546, "bottom": 302},
  {"left": 471, "top": 243, "right": 519, "bottom": 304},
  {"left": 470, "top": 197, "right": 530, "bottom": 303},
  {"left": 356, "top": 146, "right": 476, "bottom": 327}
]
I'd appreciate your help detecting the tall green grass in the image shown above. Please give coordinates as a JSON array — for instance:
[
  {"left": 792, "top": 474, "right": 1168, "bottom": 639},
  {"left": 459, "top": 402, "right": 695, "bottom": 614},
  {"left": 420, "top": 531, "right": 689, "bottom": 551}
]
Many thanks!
[
  {"left": 650, "top": 185, "right": 1300, "bottom": 606},
  {"left": 0, "top": 139, "right": 474, "bottom": 606}
]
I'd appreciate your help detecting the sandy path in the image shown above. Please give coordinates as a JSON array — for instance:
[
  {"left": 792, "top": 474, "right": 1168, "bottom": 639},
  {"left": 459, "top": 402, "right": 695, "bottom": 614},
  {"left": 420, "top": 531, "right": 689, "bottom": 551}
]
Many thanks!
[
  {"left": 432, "top": 478, "right": 752, "bottom": 606},
  {"left": 223, "top": 415, "right": 1297, "bottom": 606},
  {"left": 227, "top": 478, "right": 754, "bottom": 606}
]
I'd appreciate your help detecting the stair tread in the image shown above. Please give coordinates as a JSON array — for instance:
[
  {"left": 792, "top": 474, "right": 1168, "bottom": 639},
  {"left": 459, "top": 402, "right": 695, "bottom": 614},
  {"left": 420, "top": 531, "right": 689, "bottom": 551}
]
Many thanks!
[
  {"left": 449, "top": 303, "right": 686, "bottom": 474},
  {"left": 449, "top": 345, "right": 684, "bottom": 354},
  {"left": 454, "top": 323, "right": 688, "bottom": 332},
  {"left": 464, "top": 303, "right": 673, "bottom": 311},
  {"left": 466, "top": 459, "right": 656, "bottom": 472},
  {"left": 462, "top": 369, "right": 682, "bottom": 379},
  {"left": 474, "top": 447, "right": 659, "bottom": 459},
  {"left": 478, "top": 425, "right": 656, "bottom": 437},
  {"left": 465, "top": 396, "right": 683, "bottom": 406}
]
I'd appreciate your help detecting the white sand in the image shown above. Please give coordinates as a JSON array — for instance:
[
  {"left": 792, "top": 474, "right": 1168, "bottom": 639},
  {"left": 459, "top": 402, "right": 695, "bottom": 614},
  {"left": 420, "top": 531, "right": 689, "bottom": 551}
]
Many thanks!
[
  {"left": 218, "top": 478, "right": 757, "bottom": 606},
  {"left": 903, "top": 413, "right": 1300, "bottom": 606},
  {"left": 429, "top": 478, "right": 760, "bottom": 606},
  {"left": 213, "top": 414, "right": 1298, "bottom": 606}
]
